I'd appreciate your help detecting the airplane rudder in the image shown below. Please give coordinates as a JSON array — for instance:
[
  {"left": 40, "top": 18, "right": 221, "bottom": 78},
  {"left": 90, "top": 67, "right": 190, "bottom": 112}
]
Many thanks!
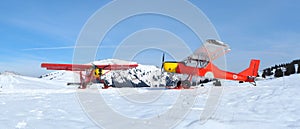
[
  {"left": 250, "top": 59, "right": 260, "bottom": 76},
  {"left": 239, "top": 59, "right": 260, "bottom": 77}
]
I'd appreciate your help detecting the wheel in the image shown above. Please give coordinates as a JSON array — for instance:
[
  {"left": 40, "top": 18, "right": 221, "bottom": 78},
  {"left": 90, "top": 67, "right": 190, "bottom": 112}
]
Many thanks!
[{"left": 182, "top": 80, "right": 191, "bottom": 89}]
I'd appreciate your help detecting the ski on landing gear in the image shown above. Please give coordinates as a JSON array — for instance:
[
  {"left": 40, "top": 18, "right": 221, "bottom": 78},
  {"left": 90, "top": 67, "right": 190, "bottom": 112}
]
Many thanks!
[
  {"left": 213, "top": 79, "right": 222, "bottom": 86},
  {"left": 166, "top": 80, "right": 192, "bottom": 89}
]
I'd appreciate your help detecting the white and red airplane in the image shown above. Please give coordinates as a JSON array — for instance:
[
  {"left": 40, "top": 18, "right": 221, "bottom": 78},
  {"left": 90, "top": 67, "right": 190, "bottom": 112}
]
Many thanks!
[
  {"left": 41, "top": 59, "right": 138, "bottom": 89},
  {"left": 162, "top": 39, "right": 260, "bottom": 88}
]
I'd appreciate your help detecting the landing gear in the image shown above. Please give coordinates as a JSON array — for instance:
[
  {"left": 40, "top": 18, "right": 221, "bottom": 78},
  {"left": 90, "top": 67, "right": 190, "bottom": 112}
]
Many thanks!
[
  {"left": 250, "top": 81, "right": 257, "bottom": 86},
  {"left": 182, "top": 80, "right": 191, "bottom": 89},
  {"left": 239, "top": 81, "right": 256, "bottom": 86},
  {"left": 79, "top": 82, "right": 88, "bottom": 89},
  {"left": 166, "top": 80, "right": 191, "bottom": 89},
  {"left": 66, "top": 82, "right": 88, "bottom": 89},
  {"left": 213, "top": 79, "right": 222, "bottom": 86}
]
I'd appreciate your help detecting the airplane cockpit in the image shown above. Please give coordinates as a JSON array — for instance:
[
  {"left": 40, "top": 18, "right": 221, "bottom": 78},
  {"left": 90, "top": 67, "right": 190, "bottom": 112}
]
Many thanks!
[{"left": 183, "top": 57, "right": 209, "bottom": 68}]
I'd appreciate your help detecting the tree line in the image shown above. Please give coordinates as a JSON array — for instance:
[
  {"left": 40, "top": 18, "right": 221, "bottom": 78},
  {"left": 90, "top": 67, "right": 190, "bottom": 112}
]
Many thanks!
[{"left": 261, "top": 59, "right": 300, "bottom": 78}]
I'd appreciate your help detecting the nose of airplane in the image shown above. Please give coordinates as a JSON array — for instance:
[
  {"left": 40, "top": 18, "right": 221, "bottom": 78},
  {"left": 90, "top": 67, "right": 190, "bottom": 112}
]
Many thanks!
[{"left": 163, "top": 62, "right": 178, "bottom": 73}]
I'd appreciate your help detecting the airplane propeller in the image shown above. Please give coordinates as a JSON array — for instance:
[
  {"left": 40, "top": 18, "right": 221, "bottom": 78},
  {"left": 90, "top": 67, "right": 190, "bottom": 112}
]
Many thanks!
[
  {"left": 91, "top": 63, "right": 109, "bottom": 79},
  {"left": 161, "top": 53, "right": 165, "bottom": 72},
  {"left": 91, "top": 63, "right": 98, "bottom": 69}
]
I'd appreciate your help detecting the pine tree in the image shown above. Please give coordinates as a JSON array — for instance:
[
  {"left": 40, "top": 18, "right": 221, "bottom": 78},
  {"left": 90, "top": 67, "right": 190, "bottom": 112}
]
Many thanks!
[
  {"left": 269, "top": 68, "right": 274, "bottom": 76},
  {"left": 297, "top": 63, "right": 300, "bottom": 74},
  {"left": 290, "top": 64, "right": 296, "bottom": 74},
  {"left": 292, "top": 59, "right": 300, "bottom": 65},
  {"left": 264, "top": 68, "right": 273, "bottom": 76},
  {"left": 284, "top": 64, "right": 291, "bottom": 76},
  {"left": 274, "top": 68, "right": 284, "bottom": 78},
  {"left": 274, "top": 65, "right": 278, "bottom": 69},
  {"left": 262, "top": 71, "right": 266, "bottom": 78}
]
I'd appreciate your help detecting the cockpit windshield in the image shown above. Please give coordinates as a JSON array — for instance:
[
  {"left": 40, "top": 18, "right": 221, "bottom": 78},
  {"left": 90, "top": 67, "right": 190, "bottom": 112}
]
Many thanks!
[{"left": 183, "top": 58, "right": 209, "bottom": 68}]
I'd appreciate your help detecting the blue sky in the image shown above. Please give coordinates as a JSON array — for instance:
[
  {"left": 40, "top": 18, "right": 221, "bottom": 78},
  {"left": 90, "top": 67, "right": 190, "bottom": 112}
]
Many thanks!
[{"left": 0, "top": 0, "right": 299, "bottom": 77}]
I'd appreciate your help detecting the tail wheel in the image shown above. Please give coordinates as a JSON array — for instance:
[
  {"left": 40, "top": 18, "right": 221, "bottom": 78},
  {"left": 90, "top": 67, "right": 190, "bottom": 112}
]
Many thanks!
[{"left": 182, "top": 80, "right": 191, "bottom": 89}]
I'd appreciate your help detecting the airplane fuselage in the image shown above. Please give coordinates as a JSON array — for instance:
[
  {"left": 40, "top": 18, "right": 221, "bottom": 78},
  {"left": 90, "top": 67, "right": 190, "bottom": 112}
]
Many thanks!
[{"left": 163, "top": 61, "right": 257, "bottom": 82}]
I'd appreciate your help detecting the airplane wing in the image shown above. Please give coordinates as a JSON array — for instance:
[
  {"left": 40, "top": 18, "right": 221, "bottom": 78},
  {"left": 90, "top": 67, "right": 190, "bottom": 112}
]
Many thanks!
[
  {"left": 184, "top": 39, "right": 231, "bottom": 62},
  {"left": 41, "top": 62, "right": 138, "bottom": 71}
]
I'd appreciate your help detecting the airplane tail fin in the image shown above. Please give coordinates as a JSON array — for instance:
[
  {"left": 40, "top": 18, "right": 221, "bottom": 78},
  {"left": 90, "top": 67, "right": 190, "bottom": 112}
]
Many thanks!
[{"left": 239, "top": 59, "right": 260, "bottom": 77}]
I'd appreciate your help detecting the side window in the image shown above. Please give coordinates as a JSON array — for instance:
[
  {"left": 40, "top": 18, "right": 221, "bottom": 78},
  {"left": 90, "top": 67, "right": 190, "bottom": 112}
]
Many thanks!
[{"left": 183, "top": 58, "right": 209, "bottom": 68}]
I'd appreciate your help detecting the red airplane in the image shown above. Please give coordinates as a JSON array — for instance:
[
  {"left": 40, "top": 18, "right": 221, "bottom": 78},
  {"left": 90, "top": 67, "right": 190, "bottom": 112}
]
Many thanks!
[
  {"left": 41, "top": 59, "right": 138, "bottom": 89},
  {"left": 162, "top": 39, "right": 260, "bottom": 88}
]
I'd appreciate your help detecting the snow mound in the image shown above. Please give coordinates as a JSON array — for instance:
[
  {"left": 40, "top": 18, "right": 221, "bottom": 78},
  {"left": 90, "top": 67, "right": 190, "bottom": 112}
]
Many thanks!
[
  {"left": 203, "top": 74, "right": 300, "bottom": 129},
  {"left": 1, "top": 71, "right": 20, "bottom": 76},
  {"left": 40, "top": 71, "right": 79, "bottom": 83},
  {"left": 0, "top": 72, "right": 66, "bottom": 90},
  {"left": 91, "top": 58, "right": 137, "bottom": 65},
  {"left": 0, "top": 74, "right": 96, "bottom": 129}
]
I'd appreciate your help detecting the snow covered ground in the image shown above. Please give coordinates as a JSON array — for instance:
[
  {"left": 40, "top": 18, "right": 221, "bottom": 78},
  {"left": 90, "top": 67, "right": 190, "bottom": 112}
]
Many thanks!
[
  {"left": 0, "top": 71, "right": 299, "bottom": 129},
  {"left": 0, "top": 72, "right": 98, "bottom": 129}
]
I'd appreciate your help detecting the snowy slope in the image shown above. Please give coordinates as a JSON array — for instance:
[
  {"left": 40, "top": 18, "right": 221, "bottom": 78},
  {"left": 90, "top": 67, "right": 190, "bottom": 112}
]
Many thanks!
[
  {"left": 172, "top": 75, "right": 300, "bottom": 129},
  {"left": 1, "top": 70, "right": 300, "bottom": 128},
  {"left": 39, "top": 71, "right": 79, "bottom": 83},
  {"left": 0, "top": 72, "right": 98, "bottom": 129}
]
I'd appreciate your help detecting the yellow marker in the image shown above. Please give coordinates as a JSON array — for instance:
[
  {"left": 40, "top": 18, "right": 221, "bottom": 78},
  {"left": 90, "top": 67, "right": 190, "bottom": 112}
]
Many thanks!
[{"left": 163, "top": 62, "right": 178, "bottom": 73}]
